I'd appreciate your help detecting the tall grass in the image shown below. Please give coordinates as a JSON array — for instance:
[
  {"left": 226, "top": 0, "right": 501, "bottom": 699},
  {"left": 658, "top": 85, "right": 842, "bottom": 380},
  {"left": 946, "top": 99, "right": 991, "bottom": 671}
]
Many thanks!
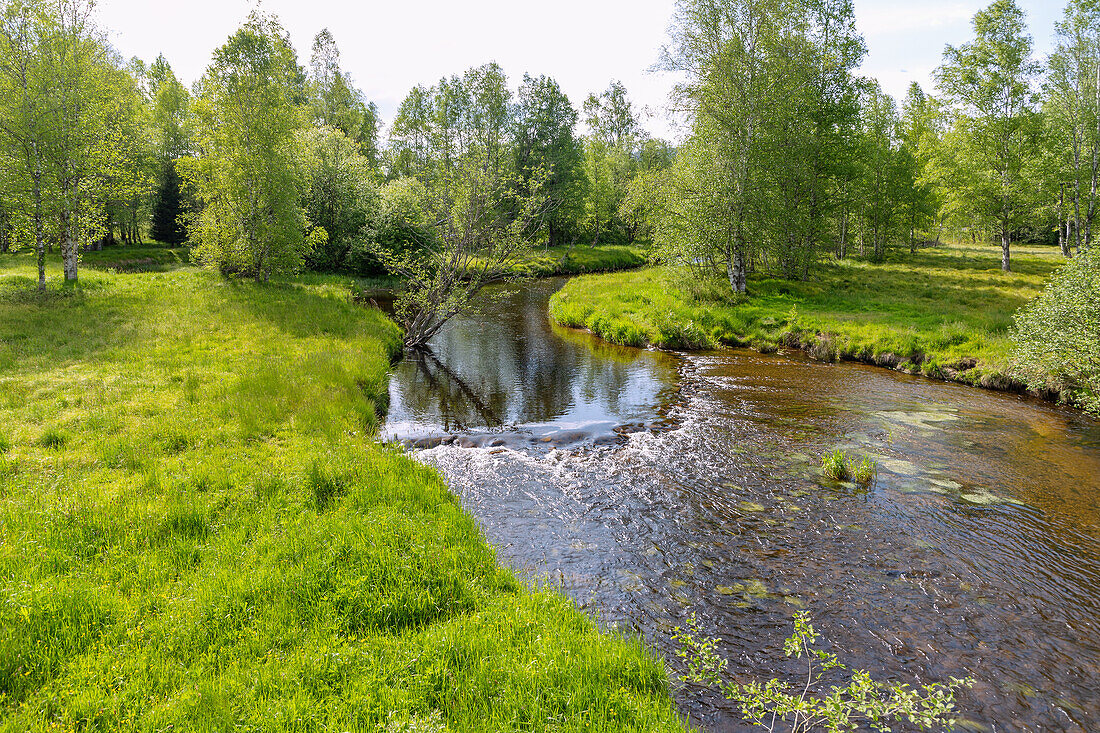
[
  {"left": 549, "top": 243, "right": 1066, "bottom": 389},
  {"left": 0, "top": 250, "right": 688, "bottom": 732}
]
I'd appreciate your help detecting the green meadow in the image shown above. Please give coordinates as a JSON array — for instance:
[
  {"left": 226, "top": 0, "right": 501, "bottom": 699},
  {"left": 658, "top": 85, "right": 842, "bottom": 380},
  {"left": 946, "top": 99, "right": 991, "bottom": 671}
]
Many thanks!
[
  {"left": 0, "top": 249, "right": 688, "bottom": 732},
  {"left": 550, "top": 243, "right": 1065, "bottom": 393}
]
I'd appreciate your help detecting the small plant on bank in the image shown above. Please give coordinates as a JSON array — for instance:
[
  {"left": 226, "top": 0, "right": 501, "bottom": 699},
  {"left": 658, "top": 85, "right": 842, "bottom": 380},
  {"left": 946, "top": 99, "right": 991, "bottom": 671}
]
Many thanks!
[
  {"left": 674, "top": 612, "right": 974, "bottom": 733},
  {"left": 821, "top": 450, "right": 877, "bottom": 485}
]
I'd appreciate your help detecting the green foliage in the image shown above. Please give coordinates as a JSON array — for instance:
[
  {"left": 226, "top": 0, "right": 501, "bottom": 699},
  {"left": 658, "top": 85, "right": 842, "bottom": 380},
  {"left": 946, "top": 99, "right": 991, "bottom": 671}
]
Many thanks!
[
  {"left": 514, "top": 73, "right": 587, "bottom": 246},
  {"left": 1011, "top": 247, "right": 1100, "bottom": 413},
  {"left": 821, "top": 450, "right": 877, "bottom": 484},
  {"left": 821, "top": 450, "right": 849, "bottom": 480},
  {"left": 657, "top": 0, "right": 865, "bottom": 293},
  {"left": 936, "top": 0, "right": 1040, "bottom": 271},
  {"left": 185, "top": 12, "right": 309, "bottom": 281},
  {"left": 675, "top": 612, "right": 974, "bottom": 732},
  {"left": 299, "top": 125, "right": 380, "bottom": 272},
  {"left": 0, "top": 254, "right": 689, "bottom": 732},
  {"left": 150, "top": 160, "right": 187, "bottom": 244}
]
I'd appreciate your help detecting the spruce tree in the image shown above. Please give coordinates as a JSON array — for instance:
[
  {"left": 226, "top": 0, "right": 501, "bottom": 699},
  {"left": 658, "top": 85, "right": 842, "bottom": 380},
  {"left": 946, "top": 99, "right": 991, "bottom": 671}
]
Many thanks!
[{"left": 150, "top": 161, "right": 186, "bottom": 244}]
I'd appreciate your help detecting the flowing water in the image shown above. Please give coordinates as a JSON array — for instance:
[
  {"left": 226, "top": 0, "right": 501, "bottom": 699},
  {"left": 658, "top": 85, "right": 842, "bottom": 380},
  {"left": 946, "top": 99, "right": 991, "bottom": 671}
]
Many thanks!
[{"left": 383, "top": 278, "right": 1100, "bottom": 732}]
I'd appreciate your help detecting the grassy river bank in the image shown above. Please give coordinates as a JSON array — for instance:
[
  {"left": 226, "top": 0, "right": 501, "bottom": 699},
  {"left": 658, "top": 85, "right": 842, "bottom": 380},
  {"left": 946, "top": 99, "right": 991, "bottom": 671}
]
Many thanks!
[
  {"left": 0, "top": 249, "right": 687, "bottom": 732},
  {"left": 550, "top": 242, "right": 1069, "bottom": 400}
]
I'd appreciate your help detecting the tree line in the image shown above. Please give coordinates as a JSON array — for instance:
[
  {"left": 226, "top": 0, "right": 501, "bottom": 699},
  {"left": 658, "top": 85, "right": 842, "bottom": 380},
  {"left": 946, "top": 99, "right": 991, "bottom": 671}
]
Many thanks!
[
  {"left": 0, "top": 1, "right": 671, "bottom": 295},
  {"left": 657, "top": 0, "right": 1100, "bottom": 293},
  {"left": 1, "top": 0, "right": 1097, "bottom": 299}
]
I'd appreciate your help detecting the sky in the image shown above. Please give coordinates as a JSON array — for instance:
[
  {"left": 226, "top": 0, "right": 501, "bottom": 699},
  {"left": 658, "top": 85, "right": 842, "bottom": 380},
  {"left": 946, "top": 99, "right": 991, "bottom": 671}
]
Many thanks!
[{"left": 94, "top": 0, "right": 1067, "bottom": 141}]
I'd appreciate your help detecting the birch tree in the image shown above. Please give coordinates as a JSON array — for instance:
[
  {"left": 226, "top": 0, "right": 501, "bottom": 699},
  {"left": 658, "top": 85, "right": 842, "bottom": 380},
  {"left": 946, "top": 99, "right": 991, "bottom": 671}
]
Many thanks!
[
  {"left": 937, "top": 0, "right": 1039, "bottom": 272},
  {"left": 186, "top": 11, "right": 308, "bottom": 281},
  {"left": 1045, "top": 0, "right": 1100, "bottom": 254}
]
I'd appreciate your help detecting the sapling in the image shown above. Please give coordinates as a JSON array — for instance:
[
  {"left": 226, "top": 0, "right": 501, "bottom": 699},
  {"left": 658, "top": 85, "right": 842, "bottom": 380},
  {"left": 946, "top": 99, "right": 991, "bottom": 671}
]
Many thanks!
[{"left": 674, "top": 612, "right": 974, "bottom": 732}]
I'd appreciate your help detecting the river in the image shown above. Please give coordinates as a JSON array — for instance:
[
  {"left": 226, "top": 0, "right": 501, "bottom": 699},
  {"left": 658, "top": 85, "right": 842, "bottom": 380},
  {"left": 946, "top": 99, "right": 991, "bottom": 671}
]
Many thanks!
[{"left": 382, "top": 277, "right": 1100, "bottom": 732}]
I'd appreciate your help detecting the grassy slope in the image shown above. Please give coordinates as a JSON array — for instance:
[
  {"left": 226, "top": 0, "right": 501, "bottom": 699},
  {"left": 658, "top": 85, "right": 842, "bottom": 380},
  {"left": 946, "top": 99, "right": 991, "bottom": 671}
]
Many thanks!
[
  {"left": 0, "top": 250, "right": 688, "bottom": 732},
  {"left": 550, "top": 243, "right": 1065, "bottom": 391}
]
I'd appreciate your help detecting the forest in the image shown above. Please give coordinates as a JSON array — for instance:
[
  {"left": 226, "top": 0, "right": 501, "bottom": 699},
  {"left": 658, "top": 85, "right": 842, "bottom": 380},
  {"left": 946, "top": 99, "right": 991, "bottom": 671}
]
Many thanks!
[{"left": 0, "top": 0, "right": 1096, "bottom": 279}]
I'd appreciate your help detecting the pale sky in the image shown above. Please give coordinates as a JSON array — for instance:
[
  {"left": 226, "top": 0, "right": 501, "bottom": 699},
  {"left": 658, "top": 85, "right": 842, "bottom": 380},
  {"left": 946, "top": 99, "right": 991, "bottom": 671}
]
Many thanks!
[{"left": 94, "top": 0, "right": 1066, "bottom": 141}]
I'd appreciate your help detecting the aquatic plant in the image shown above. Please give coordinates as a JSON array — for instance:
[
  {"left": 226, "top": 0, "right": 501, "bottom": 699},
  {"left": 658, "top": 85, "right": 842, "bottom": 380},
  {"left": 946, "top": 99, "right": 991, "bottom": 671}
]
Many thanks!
[
  {"left": 821, "top": 450, "right": 849, "bottom": 480},
  {"left": 821, "top": 450, "right": 878, "bottom": 485},
  {"left": 852, "top": 457, "right": 878, "bottom": 484},
  {"left": 674, "top": 611, "right": 974, "bottom": 733}
]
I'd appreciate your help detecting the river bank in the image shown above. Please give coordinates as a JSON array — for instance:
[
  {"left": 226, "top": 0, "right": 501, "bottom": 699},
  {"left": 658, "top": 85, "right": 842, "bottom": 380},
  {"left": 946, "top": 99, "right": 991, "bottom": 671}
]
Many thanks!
[
  {"left": 0, "top": 254, "right": 689, "bottom": 731},
  {"left": 549, "top": 243, "right": 1079, "bottom": 406}
]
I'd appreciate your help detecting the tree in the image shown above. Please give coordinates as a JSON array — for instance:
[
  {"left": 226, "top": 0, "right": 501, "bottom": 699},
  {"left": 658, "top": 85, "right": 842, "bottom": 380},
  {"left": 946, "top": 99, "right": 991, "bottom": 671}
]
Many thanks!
[
  {"left": 513, "top": 73, "right": 586, "bottom": 246},
  {"left": 374, "top": 149, "right": 549, "bottom": 349},
  {"left": 1045, "top": 0, "right": 1100, "bottom": 254},
  {"left": 150, "top": 159, "right": 185, "bottom": 244},
  {"left": 937, "top": 0, "right": 1039, "bottom": 272},
  {"left": 898, "top": 83, "right": 941, "bottom": 251},
  {"left": 308, "top": 29, "right": 380, "bottom": 164},
  {"left": 582, "top": 81, "right": 640, "bottom": 244},
  {"left": 0, "top": 0, "right": 56, "bottom": 290},
  {"left": 388, "top": 85, "right": 432, "bottom": 180},
  {"left": 299, "top": 124, "right": 379, "bottom": 272},
  {"left": 185, "top": 11, "right": 309, "bottom": 281},
  {"left": 45, "top": 0, "right": 123, "bottom": 282},
  {"left": 657, "top": 0, "right": 850, "bottom": 292},
  {"left": 139, "top": 54, "right": 191, "bottom": 245}
]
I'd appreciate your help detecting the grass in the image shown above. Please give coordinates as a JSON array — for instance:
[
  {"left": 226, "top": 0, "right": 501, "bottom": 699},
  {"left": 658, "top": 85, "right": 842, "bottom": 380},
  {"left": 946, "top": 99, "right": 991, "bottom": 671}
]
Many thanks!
[
  {"left": 0, "top": 249, "right": 689, "bottom": 732},
  {"left": 821, "top": 450, "right": 877, "bottom": 484},
  {"left": 550, "top": 242, "right": 1067, "bottom": 391},
  {"left": 513, "top": 244, "right": 648, "bottom": 277}
]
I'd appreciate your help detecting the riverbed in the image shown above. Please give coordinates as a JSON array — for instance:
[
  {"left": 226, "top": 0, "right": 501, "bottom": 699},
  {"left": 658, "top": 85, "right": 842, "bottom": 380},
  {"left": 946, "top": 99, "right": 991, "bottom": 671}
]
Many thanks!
[{"left": 383, "top": 277, "right": 1100, "bottom": 732}]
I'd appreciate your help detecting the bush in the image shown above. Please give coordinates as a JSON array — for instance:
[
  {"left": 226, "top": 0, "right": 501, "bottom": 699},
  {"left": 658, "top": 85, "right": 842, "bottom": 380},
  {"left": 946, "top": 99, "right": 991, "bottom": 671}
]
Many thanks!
[{"left": 1011, "top": 248, "right": 1100, "bottom": 414}]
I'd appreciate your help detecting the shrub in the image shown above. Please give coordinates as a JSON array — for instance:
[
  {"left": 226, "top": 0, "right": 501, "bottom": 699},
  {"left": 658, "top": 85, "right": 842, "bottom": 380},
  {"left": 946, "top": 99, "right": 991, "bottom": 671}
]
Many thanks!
[{"left": 1011, "top": 248, "right": 1100, "bottom": 414}]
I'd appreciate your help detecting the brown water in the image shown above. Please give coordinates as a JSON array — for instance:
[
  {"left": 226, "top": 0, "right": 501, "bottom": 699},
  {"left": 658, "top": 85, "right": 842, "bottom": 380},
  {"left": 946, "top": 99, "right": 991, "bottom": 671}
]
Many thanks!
[{"left": 383, "top": 278, "right": 1100, "bottom": 732}]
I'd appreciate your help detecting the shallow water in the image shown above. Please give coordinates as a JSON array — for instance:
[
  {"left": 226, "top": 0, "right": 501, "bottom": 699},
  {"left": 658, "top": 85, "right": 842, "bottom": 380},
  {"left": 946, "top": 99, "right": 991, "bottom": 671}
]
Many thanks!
[{"left": 384, "top": 278, "right": 1100, "bottom": 732}]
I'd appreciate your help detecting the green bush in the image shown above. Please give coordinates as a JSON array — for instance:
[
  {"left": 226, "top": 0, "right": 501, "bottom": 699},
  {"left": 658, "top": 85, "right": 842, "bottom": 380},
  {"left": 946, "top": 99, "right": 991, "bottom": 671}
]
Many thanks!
[{"left": 1011, "top": 248, "right": 1100, "bottom": 414}]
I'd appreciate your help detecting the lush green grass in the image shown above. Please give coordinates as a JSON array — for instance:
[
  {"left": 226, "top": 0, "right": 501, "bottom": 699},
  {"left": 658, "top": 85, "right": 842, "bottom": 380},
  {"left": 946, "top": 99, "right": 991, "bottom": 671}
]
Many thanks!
[
  {"left": 550, "top": 243, "right": 1067, "bottom": 390},
  {"left": 0, "top": 251, "right": 688, "bottom": 732},
  {"left": 514, "top": 245, "right": 647, "bottom": 277}
]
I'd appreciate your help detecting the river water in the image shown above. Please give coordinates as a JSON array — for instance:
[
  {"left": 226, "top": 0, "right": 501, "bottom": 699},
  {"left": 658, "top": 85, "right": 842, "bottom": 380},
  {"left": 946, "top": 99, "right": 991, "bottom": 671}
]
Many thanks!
[{"left": 382, "top": 278, "right": 1100, "bottom": 732}]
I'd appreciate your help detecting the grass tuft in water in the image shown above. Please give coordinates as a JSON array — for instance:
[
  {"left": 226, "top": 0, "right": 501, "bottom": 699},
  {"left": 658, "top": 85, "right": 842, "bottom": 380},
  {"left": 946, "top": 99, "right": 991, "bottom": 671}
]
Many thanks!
[{"left": 822, "top": 450, "right": 878, "bottom": 485}]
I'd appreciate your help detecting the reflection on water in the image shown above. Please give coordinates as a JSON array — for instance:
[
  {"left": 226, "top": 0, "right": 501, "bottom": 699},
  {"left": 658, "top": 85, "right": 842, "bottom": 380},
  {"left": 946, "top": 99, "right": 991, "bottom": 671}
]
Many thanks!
[
  {"left": 382, "top": 281, "right": 1100, "bottom": 732},
  {"left": 384, "top": 278, "right": 683, "bottom": 446}
]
